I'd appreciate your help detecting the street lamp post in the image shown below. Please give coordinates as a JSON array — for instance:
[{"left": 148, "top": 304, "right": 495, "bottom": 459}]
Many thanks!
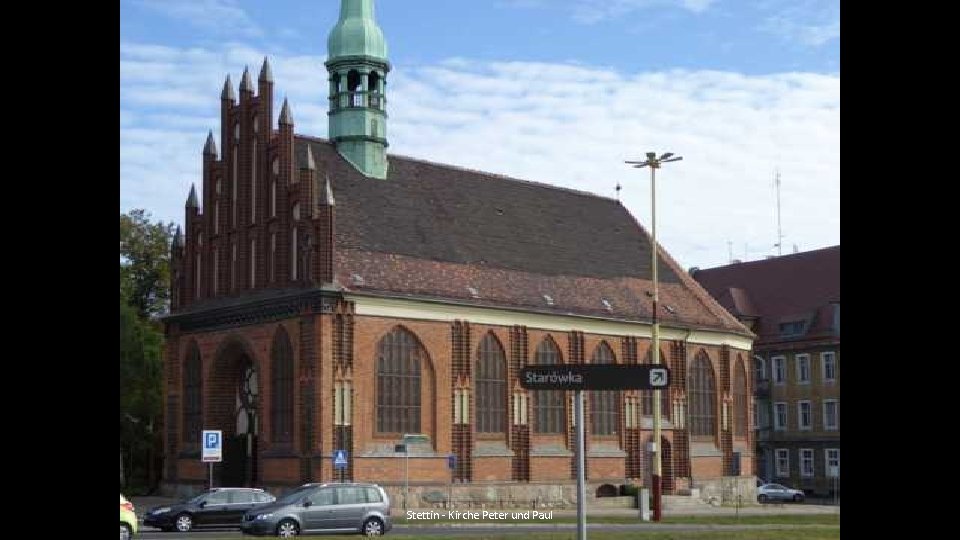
[{"left": 625, "top": 151, "right": 682, "bottom": 522}]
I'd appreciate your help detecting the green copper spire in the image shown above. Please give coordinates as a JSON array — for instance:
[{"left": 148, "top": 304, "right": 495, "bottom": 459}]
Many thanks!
[
  {"left": 326, "top": 0, "right": 390, "bottom": 179},
  {"left": 327, "top": 0, "right": 387, "bottom": 59}
]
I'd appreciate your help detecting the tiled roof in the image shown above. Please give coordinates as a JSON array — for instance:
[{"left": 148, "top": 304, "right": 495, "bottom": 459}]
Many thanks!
[
  {"left": 297, "top": 137, "right": 749, "bottom": 334},
  {"left": 692, "top": 246, "right": 840, "bottom": 341}
]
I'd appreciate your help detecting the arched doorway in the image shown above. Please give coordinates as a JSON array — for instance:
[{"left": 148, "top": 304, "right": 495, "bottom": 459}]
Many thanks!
[{"left": 209, "top": 339, "right": 260, "bottom": 487}]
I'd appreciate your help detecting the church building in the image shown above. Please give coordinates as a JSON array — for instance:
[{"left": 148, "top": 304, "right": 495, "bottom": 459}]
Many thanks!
[{"left": 163, "top": 0, "right": 756, "bottom": 505}]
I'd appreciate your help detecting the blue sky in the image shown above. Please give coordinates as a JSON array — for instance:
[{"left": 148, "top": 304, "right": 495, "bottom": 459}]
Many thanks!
[{"left": 120, "top": 0, "right": 839, "bottom": 269}]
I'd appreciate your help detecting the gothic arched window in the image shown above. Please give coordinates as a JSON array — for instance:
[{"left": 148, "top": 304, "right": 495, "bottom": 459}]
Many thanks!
[
  {"left": 734, "top": 357, "right": 748, "bottom": 438},
  {"left": 376, "top": 328, "right": 423, "bottom": 434},
  {"left": 533, "top": 337, "right": 565, "bottom": 434},
  {"left": 590, "top": 342, "right": 618, "bottom": 436},
  {"left": 688, "top": 352, "right": 717, "bottom": 440},
  {"left": 271, "top": 327, "right": 294, "bottom": 443},
  {"left": 475, "top": 334, "right": 506, "bottom": 434},
  {"left": 183, "top": 343, "right": 202, "bottom": 443}
]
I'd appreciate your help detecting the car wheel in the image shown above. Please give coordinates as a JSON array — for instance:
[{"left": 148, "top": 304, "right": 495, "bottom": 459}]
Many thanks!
[
  {"left": 276, "top": 519, "right": 299, "bottom": 538},
  {"left": 362, "top": 517, "right": 384, "bottom": 537},
  {"left": 120, "top": 523, "right": 132, "bottom": 540},
  {"left": 758, "top": 494, "right": 768, "bottom": 503},
  {"left": 793, "top": 494, "right": 803, "bottom": 503},
  {"left": 175, "top": 513, "right": 194, "bottom": 532}
]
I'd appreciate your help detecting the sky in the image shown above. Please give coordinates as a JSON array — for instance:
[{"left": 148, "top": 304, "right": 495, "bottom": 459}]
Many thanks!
[{"left": 119, "top": 0, "right": 839, "bottom": 270}]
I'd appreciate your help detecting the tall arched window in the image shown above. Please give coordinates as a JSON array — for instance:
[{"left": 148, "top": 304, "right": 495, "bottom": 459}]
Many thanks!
[
  {"left": 271, "top": 327, "right": 294, "bottom": 443},
  {"left": 590, "top": 342, "right": 618, "bottom": 436},
  {"left": 183, "top": 343, "right": 202, "bottom": 443},
  {"left": 734, "top": 358, "right": 748, "bottom": 438},
  {"left": 475, "top": 333, "right": 506, "bottom": 434},
  {"left": 533, "top": 337, "right": 565, "bottom": 433},
  {"left": 688, "top": 352, "right": 717, "bottom": 440},
  {"left": 376, "top": 328, "right": 423, "bottom": 434}
]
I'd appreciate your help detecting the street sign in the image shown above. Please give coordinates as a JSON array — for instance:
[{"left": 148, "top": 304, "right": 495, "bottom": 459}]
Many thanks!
[
  {"left": 520, "top": 365, "right": 671, "bottom": 391},
  {"left": 447, "top": 454, "right": 457, "bottom": 470},
  {"left": 202, "top": 430, "right": 222, "bottom": 463},
  {"left": 334, "top": 449, "right": 349, "bottom": 470}
]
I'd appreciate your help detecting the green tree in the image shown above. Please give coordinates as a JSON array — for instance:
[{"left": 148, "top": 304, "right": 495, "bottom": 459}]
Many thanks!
[
  {"left": 120, "top": 209, "right": 175, "bottom": 319},
  {"left": 120, "top": 209, "right": 173, "bottom": 493}
]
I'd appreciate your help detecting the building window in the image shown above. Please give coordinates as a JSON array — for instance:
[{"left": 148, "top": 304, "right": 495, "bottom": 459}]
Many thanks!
[
  {"left": 533, "top": 337, "right": 565, "bottom": 434},
  {"left": 755, "top": 356, "right": 767, "bottom": 381},
  {"left": 798, "top": 400, "right": 812, "bottom": 430},
  {"left": 775, "top": 448, "right": 789, "bottom": 477},
  {"left": 823, "top": 400, "right": 838, "bottom": 430},
  {"left": 590, "top": 342, "right": 619, "bottom": 436},
  {"left": 688, "top": 352, "right": 717, "bottom": 440},
  {"left": 230, "top": 242, "right": 237, "bottom": 291},
  {"left": 475, "top": 333, "right": 506, "bottom": 434},
  {"left": 796, "top": 354, "right": 811, "bottom": 384},
  {"left": 271, "top": 327, "right": 294, "bottom": 443},
  {"left": 821, "top": 352, "right": 837, "bottom": 382},
  {"left": 825, "top": 449, "right": 840, "bottom": 477},
  {"left": 376, "top": 328, "right": 423, "bottom": 434},
  {"left": 249, "top": 239, "right": 256, "bottom": 288},
  {"left": 733, "top": 358, "right": 748, "bottom": 438},
  {"left": 800, "top": 449, "right": 814, "bottom": 478},
  {"left": 212, "top": 248, "right": 218, "bottom": 295},
  {"left": 183, "top": 344, "right": 202, "bottom": 443},
  {"left": 290, "top": 227, "right": 298, "bottom": 280},
  {"left": 251, "top": 140, "right": 257, "bottom": 223},
  {"left": 194, "top": 252, "right": 202, "bottom": 299},
  {"left": 232, "top": 152, "right": 238, "bottom": 227},
  {"left": 779, "top": 320, "right": 805, "bottom": 336},
  {"left": 270, "top": 233, "right": 276, "bottom": 282},
  {"left": 774, "top": 402, "right": 787, "bottom": 431},
  {"left": 270, "top": 180, "right": 277, "bottom": 218},
  {"left": 772, "top": 356, "right": 786, "bottom": 385}
]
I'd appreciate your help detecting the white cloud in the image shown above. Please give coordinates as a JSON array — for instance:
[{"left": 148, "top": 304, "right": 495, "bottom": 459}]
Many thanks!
[
  {"left": 760, "top": 1, "right": 839, "bottom": 47},
  {"left": 571, "top": 0, "right": 716, "bottom": 23},
  {"left": 119, "top": 42, "right": 839, "bottom": 270},
  {"left": 134, "top": 0, "right": 262, "bottom": 37}
]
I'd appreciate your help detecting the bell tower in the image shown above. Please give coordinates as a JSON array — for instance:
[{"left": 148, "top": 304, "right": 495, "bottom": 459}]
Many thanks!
[{"left": 327, "top": 0, "right": 390, "bottom": 179}]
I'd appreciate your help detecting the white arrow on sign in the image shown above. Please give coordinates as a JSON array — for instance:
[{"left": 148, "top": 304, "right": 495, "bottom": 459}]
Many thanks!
[{"left": 649, "top": 368, "right": 668, "bottom": 387}]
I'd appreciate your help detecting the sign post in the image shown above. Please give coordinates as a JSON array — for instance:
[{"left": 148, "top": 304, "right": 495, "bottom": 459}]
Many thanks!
[
  {"left": 447, "top": 454, "right": 457, "bottom": 509},
  {"left": 520, "top": 364, "right": 671, "bottom": 540},
  {"left": 334, "top": 449, "right": 348, "bottom": 483},
  {"left": 202, "top": 430, "right": 223, "bottom": 490}
]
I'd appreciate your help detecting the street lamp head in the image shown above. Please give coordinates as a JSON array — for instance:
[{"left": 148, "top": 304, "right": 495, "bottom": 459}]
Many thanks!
[{"left": 659, "top": 152, "right": 674, "bottom": 160}]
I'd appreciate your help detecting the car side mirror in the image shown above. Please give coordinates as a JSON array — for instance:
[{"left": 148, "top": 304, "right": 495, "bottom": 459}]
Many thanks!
[
  {"left": 198, "top": 501, "right": 207, "bottom": 508},
  {"left": 303, "top": 500, "right": 312, "bottom": 508}
]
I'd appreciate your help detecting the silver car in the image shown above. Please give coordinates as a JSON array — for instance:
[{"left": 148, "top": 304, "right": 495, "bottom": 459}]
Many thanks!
[
  {"left": 240, "top": 483, "right": 392, "bottom": 537},
  {"left": 757, "top": 483, "right": 805, "bottom": 503}
]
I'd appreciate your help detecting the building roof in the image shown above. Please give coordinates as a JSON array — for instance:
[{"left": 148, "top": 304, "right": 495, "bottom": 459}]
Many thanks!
[
  {"left": 296, "top": 137, "right": 749, "bottom": 335},
  {"left": 692, "top": 246, "right": 840, "bottom": 342}
]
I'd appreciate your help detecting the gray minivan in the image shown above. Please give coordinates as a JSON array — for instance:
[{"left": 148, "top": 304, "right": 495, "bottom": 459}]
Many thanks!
[{"left": 240, "top": 483, "right": 392, "bottom": 537}]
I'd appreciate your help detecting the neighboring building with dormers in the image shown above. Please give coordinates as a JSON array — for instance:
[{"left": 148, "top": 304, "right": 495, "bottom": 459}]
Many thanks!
[
  {"left": 693, "top": 246, "right": 840, "bottom": 497},
  {"left": 163, "top": 0, "right": 756, "bottom": 503}
]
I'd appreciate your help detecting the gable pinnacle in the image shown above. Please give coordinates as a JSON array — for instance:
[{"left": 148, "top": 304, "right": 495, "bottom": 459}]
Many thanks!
[
  {"left": 203, "top": 130, "right": 218, "bottom": 156},
  {"left": 279, "top": 97, "right": 293, "bottom": 125},
  {"left": 172, "top": 226, "right": 183, "bottom": 248},
  {"left": 221, "top": 75, "right": 236, "bottom": 101},
  {"left": 186, "top": 184, "right": 199, "bottom": 208},
  {"left": 240, "top": 66, "right": 254, "bottom": 92},
  {"left": 259, "top": 56, "right": 273, "bottom": 82}
]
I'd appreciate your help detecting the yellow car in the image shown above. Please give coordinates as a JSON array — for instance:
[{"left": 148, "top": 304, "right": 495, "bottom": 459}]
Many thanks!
[{"left": 120, "top": 494, "right": 138, "bottom": 540}]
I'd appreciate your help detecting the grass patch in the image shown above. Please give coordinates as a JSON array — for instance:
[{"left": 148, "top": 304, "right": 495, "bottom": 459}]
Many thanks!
[
  {"left": 394, "top": 514, "right": 839, "bottom": 526},
  {"left": 292, "top": 531, "right": 840, "bottom": 540}
]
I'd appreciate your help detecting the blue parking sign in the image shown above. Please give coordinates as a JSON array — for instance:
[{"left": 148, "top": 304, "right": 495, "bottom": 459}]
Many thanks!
[
  {"left": 447, "top": 454, "right": 457, "bottom": 470},
  {"left": 202, "top": 430, "right": 222, "bottom": 462},
  {"left": 334, "top": 449, "right": 348, "bottom": 469}
]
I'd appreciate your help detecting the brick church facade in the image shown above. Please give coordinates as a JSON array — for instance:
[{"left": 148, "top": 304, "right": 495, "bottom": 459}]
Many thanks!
[{"left": 162, "top": 0, "right": 756, "bottom": 502}]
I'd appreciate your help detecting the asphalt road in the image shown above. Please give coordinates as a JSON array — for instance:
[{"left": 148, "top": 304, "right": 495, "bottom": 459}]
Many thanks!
[{"left": 137, "top": 522, "right": 835, "bottom": 539}]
